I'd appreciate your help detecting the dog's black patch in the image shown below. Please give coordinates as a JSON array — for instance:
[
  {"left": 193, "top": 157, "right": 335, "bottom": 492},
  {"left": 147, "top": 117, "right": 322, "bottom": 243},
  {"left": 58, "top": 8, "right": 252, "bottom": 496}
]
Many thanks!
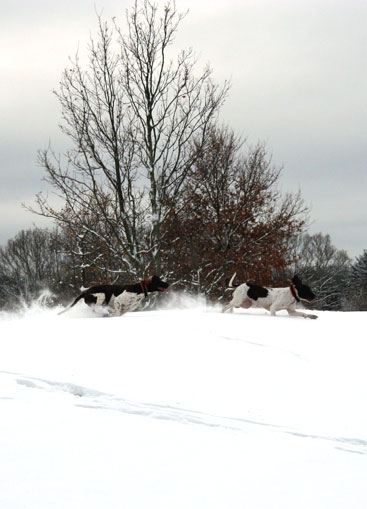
[
  {"left": 292, "top": 275, "right": 316, "bottom": 302},
  {"left": 82, "top": 284, "right": 129, "bottom": 306},
  {"left": 84, "top": 293, "right": 100, "bottom": 306},
  {"left": 82, "top": 275, "right": 169, "bottom": 303},
  {"left": 247, "top": 283, "right": 269, "bottom": 301}
]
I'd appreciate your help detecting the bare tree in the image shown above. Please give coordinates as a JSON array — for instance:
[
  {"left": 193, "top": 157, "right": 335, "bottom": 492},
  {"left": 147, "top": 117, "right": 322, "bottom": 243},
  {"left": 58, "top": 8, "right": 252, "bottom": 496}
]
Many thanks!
[
  {"left": 31, "top": 0, "right": 229, "bottom": 279},
  {"left": 0, "top": 228, "right": 62, "bottom": 307}
]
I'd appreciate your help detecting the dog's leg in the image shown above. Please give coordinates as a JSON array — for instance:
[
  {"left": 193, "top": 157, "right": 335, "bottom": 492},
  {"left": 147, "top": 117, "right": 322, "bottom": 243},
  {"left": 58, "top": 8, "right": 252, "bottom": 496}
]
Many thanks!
[
  {"left": 240, "top": 297, "right": 252, "bottom": 309},
  {"left": 269, "top": 303, "right": 280, "bottom": 316},
  {"left": 110, "top": 295, "right": 125, "bottom": 316},
  {"left": 222, "top": 285, "right": 249, "bottom": 313},
  {"left": 111, "top": 295, "right": 136, "bottom": 316},
  {"left": 287, "top": 307, "right": 318, "bottom": 319}
]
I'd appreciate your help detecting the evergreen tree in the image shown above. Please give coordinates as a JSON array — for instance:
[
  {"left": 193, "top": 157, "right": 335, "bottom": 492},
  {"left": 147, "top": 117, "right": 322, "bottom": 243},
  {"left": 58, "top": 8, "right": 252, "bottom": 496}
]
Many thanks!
[{"left": 348, "top": 250, "right": 367, "bottom": 310}]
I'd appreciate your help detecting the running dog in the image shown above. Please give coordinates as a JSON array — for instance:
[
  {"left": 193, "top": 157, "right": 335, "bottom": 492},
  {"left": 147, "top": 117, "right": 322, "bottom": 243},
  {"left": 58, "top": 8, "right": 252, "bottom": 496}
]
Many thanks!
[
  {"left": 59, "top": 275, "right": 169, "bottom": 316},
  {"left": 222, "top": 274, "right": 318, "bottom": 319}
]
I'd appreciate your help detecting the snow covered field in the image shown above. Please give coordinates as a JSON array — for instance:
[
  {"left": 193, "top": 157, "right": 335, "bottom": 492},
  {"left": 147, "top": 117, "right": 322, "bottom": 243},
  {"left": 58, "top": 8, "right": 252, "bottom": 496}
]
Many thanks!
[{"left": 1, "top": 294, "right": 366, "bottom": 508}]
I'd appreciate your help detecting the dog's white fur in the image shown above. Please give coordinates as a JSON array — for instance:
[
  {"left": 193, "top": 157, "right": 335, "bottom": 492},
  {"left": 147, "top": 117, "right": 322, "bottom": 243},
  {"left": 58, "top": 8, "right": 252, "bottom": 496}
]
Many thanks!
[{"left": 222, "top": 274, "right": 318, "bottom": 319}]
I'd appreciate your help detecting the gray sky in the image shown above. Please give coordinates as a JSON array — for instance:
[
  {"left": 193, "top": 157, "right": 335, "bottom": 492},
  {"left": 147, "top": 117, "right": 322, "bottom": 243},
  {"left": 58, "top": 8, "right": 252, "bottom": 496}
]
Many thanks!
[{"left": 1, "top": 0, "right": 366, "bottom": 257}]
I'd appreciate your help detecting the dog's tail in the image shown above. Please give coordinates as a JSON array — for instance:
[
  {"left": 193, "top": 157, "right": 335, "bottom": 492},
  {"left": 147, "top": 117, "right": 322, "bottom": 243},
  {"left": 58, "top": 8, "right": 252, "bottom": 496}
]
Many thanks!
[
  {"left": 58, "top": 293, "right": 84, "bottom": 315},
  {"left": 226, "top": 272, "right": 240, "bottom": 289}
]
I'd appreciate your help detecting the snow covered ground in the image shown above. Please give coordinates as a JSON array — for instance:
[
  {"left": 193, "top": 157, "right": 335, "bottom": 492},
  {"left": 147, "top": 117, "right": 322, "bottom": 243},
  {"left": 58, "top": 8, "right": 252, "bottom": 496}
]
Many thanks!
[{"left": 0, "top": 294, "right": 366, "bottom": 508}]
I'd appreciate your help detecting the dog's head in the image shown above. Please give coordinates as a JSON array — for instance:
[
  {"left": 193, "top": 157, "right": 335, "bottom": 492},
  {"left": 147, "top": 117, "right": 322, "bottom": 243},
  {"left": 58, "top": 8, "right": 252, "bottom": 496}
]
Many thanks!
[
  {"left": 292, "top": 275, "right": 316, "bottom": 302},
  {"left": 145, "top": 275, "right": 169, "bottom": 293}
]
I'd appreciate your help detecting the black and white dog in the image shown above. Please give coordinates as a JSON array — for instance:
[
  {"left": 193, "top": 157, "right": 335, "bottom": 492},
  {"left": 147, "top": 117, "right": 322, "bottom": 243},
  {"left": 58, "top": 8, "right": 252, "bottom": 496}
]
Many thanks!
[
  {"left": 222, "top": 274, "right": 318, "bottom": 319},
  {"left": 59, "top": 275, "right": 169, "bottom": 316}
]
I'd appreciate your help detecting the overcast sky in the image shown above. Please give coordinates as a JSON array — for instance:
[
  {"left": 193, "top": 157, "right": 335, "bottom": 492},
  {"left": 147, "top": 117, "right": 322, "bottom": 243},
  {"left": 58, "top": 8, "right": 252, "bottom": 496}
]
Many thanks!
[{"left": 1, "top": 0, "right": 366, "bottom": 258}]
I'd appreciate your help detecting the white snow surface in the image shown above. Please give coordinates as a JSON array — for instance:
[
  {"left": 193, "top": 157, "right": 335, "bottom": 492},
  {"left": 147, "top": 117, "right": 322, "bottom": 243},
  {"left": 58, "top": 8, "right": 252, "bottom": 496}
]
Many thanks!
[{"left": 1, "top": 294, "right": 366, "bottom": 508}]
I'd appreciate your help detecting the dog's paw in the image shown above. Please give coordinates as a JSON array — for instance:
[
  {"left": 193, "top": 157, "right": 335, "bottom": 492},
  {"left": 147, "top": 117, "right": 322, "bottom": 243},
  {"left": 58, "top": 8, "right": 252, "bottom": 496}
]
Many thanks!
[{"left": 308, "top": 314, "right": 318, "bottom": 319}]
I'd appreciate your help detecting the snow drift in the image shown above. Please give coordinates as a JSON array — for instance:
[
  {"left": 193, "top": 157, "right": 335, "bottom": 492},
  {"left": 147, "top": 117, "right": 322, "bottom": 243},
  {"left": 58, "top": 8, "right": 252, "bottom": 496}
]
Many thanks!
[{"left": 0, "top": 295, "right": 366, "bottom": 508}]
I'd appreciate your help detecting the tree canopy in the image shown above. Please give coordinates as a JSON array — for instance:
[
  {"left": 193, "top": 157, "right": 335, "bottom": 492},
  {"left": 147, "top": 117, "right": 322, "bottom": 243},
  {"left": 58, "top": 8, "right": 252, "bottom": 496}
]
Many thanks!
[{"left": 27, "top": 0, "right": 308, "bottom": 297}]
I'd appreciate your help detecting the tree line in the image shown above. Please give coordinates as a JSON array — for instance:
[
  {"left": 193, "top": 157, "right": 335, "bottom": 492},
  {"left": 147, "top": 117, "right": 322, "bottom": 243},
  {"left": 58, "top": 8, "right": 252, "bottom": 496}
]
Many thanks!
[
  {"left": 2, "top": 0, "right": 365, "bottom": 311},
  {"left": 1, "top": 227, "right": 366, "bottom": 311}
]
